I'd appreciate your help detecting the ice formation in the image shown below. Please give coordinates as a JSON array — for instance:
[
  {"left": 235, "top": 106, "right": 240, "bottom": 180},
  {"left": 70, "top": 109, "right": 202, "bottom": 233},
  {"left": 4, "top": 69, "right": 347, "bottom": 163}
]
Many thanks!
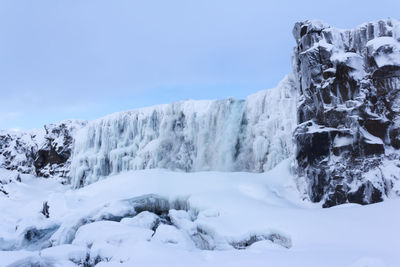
[{"left": 70, "top": 75, "right": 297, "bottom": 187}]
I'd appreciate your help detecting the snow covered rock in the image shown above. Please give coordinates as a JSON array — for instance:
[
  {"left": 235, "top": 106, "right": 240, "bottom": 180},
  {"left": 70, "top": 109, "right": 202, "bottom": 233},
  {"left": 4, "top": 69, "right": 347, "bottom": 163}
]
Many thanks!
[
  {"left": 0, "top": 120, "right": 86, "bottom": 181},
  {"left": 0, "top": 129, "right": 42, "bottom": 175},
  {"left": 33, "top": 120, "right": 87, "bottom": 178},
  {"left": 292, "top": 19, "right": 400, "bottom": 207},
  {"left": 40, "top": 244, "right": 89, "bottom": 266},
  {"left": 70, "top": 76, "right": 296, "bottom": 187}
]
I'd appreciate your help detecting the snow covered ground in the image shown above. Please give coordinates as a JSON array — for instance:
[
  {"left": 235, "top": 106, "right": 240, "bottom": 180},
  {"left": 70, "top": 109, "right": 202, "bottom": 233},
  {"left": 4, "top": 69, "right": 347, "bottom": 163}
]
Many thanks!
[{"left": 0, "top": 162, "right": 399, "bottom": 267}]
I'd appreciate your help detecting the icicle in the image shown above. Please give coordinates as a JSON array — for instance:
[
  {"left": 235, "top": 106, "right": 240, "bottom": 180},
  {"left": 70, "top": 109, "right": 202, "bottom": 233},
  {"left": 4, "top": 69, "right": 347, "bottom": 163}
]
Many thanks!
[{"left": 70, "top": 75, "right": 297, "bottom": 187}]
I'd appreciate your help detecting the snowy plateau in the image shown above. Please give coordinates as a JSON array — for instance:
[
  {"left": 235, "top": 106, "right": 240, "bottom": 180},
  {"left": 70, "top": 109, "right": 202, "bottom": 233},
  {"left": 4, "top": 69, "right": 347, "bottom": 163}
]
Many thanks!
[{"left": 1, "top": 19, "right": 400, "bottom": 267}]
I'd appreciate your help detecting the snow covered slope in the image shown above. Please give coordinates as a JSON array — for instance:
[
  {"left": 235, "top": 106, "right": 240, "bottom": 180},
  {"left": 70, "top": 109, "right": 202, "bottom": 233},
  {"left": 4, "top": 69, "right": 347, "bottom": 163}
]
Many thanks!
[
  {"left": 70, "top": 75, "right": 296, "bottom": 187},
  {"left": 1, "top": 163, "right": 399, "bottom": 267}
]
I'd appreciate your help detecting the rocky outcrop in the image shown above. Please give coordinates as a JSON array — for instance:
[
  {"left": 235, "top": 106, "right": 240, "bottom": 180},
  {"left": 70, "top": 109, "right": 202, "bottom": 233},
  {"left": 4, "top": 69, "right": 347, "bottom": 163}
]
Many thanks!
[
  {"left": 0, "top": 130, "right": 40, "bottom": 175},
  {"left": 292, "top": 19, "right": 400, "bottom": 207},
  {"left": 33, "top": 121, "right": 86, "bottom": 178},
  {"left": 0, "top": 120, "right": 86, "bottom": 180}
]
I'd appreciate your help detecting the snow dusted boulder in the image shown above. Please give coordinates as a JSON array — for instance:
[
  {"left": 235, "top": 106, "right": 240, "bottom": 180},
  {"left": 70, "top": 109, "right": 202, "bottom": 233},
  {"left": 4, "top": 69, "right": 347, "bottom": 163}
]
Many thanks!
[
  {"left": 40, "top": 244, "right": 89, "bottom": 266},
  {"left": 70, "top": 76, "right": 296, "bottom": 187},
  {"left": 292, "top": 19, "right": 400, "bottom": 207},
  {"left": 120, "top": 211, "right": 160, "bottom": 229},
  {"left": 152, "top": 224, "right": 194, "bottom": 248}
]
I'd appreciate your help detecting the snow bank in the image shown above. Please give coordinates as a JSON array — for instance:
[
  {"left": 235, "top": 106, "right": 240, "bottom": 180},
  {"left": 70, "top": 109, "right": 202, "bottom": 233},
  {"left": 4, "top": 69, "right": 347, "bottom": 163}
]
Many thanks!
[{"left": 1, "top": 163, "right": 399, "bottom": 266}]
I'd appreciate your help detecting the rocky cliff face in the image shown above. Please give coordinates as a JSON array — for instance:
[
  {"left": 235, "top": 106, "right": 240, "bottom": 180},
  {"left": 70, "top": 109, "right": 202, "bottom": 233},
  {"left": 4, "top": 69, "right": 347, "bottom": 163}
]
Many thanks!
[
  {"left": 292, "top": 19, "right": 400, "bottom": 207},
  {"left": 0, "top": 120, "right": 86, "bottom": 181},
  {"left": 33, "top": 121, "right": 87, "bottom": 178}
]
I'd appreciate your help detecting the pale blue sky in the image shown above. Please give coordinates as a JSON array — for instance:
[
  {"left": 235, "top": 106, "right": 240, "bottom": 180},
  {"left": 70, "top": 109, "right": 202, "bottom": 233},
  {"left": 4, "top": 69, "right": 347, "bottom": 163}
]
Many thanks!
[{"left": 0, "top": 0, "right": 399, "bottom": 129}]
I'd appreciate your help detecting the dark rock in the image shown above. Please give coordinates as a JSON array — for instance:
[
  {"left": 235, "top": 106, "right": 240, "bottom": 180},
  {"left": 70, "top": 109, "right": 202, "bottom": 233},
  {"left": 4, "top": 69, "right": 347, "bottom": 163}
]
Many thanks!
[
  {"left": 363, "top": 118, "right": 389, "bottom": 140},
  {"left": 293, "top": 19, "right": 400, "bottom": 207},
  {"left": 360, "top": 140, "right": 385, "bottom": 156},
  {"left": 0, "top": 187, "right": 8, "bottom": 196},
  {"left": 41, "top": 201, "right": 50, "bottom": 218},
  {"left": 323, "top": 184, "right": 348, "bottom": 208},
  {"left": 347, "top": 182, "right": 383, "bottom": 205},
  {"left": 389, "top": 127, "right": 400, "bottom": 149},
  {"left": 230, "top": 232, "right": 292, "bottom": 249},
  {"left": 33, "top": 122, "right": 75, "bottom": 178}
]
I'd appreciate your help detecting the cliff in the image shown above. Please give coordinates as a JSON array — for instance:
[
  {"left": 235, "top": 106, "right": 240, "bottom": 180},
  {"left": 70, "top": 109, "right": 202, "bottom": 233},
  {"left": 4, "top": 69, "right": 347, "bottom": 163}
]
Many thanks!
[{"left": 292, "top": 19, "right": 400, "bottom": 207}]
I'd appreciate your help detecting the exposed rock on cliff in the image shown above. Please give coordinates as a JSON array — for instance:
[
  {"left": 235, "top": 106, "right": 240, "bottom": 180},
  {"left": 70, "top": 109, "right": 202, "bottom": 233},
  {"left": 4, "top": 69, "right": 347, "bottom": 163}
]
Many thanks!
[
  {"left": 292, "top": 19, "right": 400, "bottom": 207},
  {"left": 0, "top": 120, "right": 86, "bottom": 180},
  {"left": 34, "top": 121, "right": 87, "bottom": 178}
]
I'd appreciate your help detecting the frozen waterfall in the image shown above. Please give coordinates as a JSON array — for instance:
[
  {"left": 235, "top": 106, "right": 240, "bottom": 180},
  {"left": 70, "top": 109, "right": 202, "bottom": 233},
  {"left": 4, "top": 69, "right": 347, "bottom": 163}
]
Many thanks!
[{"left": 70, "top": 75, "right": 297, "bottom": 187}]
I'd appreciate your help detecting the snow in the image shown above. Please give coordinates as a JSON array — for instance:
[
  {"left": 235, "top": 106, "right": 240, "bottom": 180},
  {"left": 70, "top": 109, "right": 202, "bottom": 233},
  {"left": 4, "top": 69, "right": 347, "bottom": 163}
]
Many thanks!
[
  {"left": 70, "top": 75, "right": 297, "bottom": 187},
  {"left": 40, "top": 244, "right": 89, "bottom": 264},
  {"left": 330, "top": 52, "right": 366, "bottom": 80},
  {"left": 1, "top": 163, "right": 399, "bottom": 266},
  {"left": 366, "top": 37, "right": 399, "bottom": 51},
  {"left": 152, "top": 224, "right": 194, "bottom": 248},
  {"left": 120, "top": 211, "right": 159, "bottom": 229},
  {"left": 334, "top": 135, "right": 353, "bottom": 147},
  {"left": 301, "top": 121, "right": 339, "bottom": 134},
  {"left": 360, "top": 128, "right": 384, "bottom": 145},
  {"left": 366, "top": 37, "right": 400, "bottom": 68}
]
